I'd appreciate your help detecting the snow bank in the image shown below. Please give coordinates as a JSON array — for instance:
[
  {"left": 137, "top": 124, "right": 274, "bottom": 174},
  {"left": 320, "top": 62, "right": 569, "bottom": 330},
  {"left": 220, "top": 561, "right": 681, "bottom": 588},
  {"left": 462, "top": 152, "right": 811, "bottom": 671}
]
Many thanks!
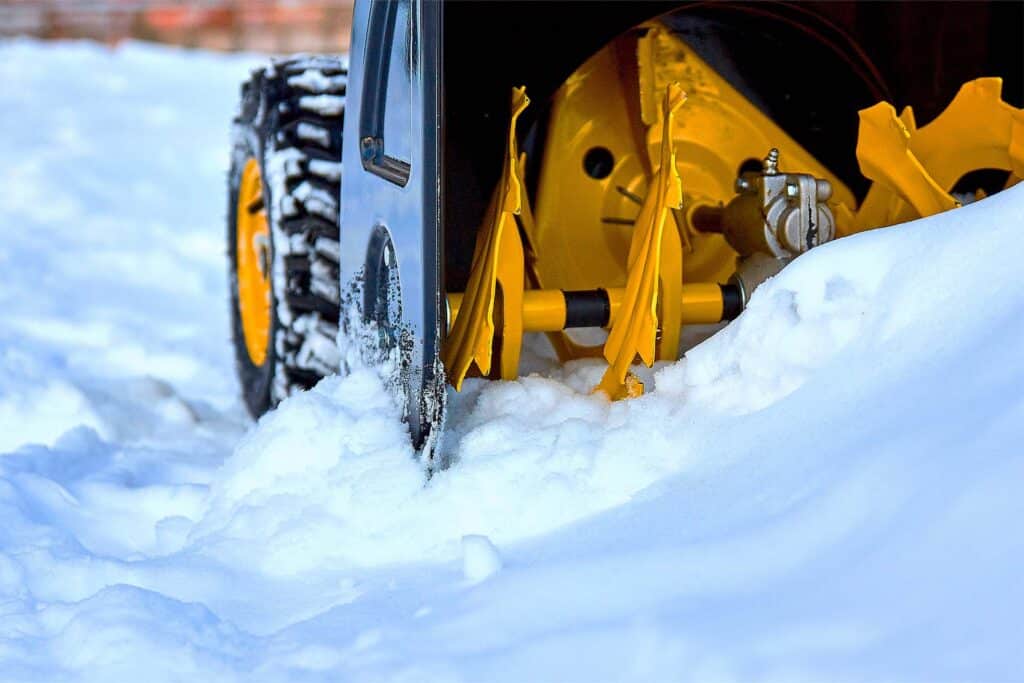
[{"left": 1, "top": 38, "right": 1022, "bottom": 683}]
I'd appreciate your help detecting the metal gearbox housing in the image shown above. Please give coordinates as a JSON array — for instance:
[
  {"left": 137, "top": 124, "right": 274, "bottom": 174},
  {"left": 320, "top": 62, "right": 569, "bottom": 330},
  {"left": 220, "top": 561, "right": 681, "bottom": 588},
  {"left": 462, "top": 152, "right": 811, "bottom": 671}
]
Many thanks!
[{"left": 723, "top": 149, "right": 837, "bottom": 259}]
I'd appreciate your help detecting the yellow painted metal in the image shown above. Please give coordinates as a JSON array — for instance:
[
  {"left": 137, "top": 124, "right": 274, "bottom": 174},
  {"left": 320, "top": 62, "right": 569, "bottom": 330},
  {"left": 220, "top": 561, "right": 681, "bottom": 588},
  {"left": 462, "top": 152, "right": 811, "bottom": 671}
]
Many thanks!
[
  {"left": 520, "top": 289, "right": 566, "bottom": 332},
  {"left": 851, "top": 78, "right": 1024, "bottom": 232},
  {"left": 595, "top": 83, "right": 686, "bottom": 400},
  {"left": 444, "top": 25, "right": 857, "bottom": 395},
  {"left": 447, "top": 283, "right": 725, "bottom": 335},
  {"left": 442, "top": 87, "right": 530, "bottom": 391},
  {"left": 855, "top": 102, "right": 960, "bottom": 225},
  {"left": 442, "top": 22, "right": 1022, "bottom": 398},
  {"left": 446, "top": 290, "right": 565, "bottom": 335},
  {"left": 605, "top": 283, "right": 723, "bottom": 326},
  {"left": 514, "top": 151, "right": 609, "bottom": 362},
  {"left": 904, "top": 78, "right": 1024, "bottom": 192},
  {"left": 529, "top": 26, "right": 856, "bottom": 295},
  {"left": 447, "top": 289, "right": 563, "bottom": 334},
  {"left": 677, "top": 283, "right": 724, "bottom": 324},
  {"left": 235, "top": 157, "right": 272, "bottom": 367}
]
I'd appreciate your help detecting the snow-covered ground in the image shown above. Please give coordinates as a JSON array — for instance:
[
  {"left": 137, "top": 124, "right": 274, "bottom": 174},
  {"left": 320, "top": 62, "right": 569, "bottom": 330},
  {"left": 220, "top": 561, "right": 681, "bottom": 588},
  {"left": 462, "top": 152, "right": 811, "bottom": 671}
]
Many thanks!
[{"left": 1, "top": 39, "right": 1023, "bottom": 682}]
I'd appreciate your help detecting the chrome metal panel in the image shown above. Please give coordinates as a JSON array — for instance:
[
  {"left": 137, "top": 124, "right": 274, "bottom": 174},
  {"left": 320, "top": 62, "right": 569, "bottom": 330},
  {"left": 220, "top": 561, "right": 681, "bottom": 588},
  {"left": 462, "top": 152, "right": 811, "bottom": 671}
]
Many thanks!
[{"left": 340, "top": 0, "right": 443, "bottom": 454}]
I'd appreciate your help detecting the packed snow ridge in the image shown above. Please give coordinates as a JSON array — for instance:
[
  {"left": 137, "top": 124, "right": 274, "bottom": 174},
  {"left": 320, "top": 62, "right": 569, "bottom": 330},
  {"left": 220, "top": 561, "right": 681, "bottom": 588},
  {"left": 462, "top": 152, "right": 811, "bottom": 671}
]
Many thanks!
[{"left": 1, "top": 38, "right": 1022, "bottom": 682}]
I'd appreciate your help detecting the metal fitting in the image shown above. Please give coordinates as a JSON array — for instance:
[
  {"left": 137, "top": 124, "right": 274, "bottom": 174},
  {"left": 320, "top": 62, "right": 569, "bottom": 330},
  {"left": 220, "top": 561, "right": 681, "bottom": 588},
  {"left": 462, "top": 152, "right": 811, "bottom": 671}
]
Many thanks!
[{"left": 719, "top": 149, "right": 836, "bottom": 258}]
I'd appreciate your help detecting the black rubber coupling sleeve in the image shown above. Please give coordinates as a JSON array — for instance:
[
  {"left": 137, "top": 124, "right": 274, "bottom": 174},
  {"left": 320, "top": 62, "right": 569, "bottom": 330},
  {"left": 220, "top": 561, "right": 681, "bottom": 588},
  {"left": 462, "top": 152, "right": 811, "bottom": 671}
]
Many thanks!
[
  {"left": 563, "top": 289, "right": 611, "bottom": 328},
  {"left": 720, "top": 284, "right": 743, "bottom": 321},
  {"left": 560, "top": 285, "right": 742, "bottom": 329}
]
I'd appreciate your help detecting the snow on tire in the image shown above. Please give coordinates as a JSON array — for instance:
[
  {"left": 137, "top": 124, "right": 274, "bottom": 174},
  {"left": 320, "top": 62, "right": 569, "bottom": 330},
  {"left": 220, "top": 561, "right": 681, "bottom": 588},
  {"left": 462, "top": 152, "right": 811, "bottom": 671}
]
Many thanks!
[{"left": 228, "top": 56, "right": 346, "bottom": 417}]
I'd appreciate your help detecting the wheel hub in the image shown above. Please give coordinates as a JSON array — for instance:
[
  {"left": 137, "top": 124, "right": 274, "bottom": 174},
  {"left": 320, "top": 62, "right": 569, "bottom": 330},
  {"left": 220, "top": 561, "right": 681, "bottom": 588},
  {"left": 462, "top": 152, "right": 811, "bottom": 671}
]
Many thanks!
[{"left": 236, "top": 157, "right": 272, "bottom": 367}]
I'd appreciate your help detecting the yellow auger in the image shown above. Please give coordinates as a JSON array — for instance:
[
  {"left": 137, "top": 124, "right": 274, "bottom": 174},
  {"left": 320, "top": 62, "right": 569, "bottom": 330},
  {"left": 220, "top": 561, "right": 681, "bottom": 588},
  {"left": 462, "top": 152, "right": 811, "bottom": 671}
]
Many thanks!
[
  {"left": 227, "top": 0, "right": 1023, "bottom": 456},
  {"left": 440, "top": 28, "right": 1023, "bottom": 404}
]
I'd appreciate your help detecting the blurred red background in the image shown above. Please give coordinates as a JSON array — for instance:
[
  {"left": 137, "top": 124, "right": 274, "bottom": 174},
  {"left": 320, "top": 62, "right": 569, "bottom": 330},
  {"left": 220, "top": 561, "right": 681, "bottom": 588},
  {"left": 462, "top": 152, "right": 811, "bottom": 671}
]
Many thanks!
[{"left": 0, "top": 0, "right": 354, "bottom": 52}]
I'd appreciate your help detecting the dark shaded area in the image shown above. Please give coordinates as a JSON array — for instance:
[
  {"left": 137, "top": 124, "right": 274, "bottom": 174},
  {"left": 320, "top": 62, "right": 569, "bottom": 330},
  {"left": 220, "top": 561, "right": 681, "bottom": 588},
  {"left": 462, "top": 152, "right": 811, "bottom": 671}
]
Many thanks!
[
  {"left": 952, "top": 169, "right": 1012, "bottom": 198},
  {"left": 583, "top": 147, "right": 616, "bottom": 180}
]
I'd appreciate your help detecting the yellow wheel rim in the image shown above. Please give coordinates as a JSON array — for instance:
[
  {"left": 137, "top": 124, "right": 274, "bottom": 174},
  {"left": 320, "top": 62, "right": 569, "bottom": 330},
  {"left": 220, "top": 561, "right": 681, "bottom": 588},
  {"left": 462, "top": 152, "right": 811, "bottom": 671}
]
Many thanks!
[{"left": 236, "top": 157, "right": 272, "bottom": 367}]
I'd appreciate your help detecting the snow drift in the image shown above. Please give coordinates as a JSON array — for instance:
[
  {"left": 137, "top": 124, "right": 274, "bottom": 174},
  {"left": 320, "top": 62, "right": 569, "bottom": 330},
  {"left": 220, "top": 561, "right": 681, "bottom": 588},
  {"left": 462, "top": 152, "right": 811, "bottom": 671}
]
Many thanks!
[{"left": 1, "top": 39, "right": 1022, "bottom": 682}]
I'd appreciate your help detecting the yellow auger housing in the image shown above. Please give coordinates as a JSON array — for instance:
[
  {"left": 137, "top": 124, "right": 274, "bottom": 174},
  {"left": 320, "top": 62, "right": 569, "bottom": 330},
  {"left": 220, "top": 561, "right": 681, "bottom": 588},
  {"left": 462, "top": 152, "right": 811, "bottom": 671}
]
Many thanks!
[
  {"left": 229, "top": 0, "right": 1024, "bottom": 457},
  {"left": 439, "top": 20, "right": 1024, "bottom": 405}
]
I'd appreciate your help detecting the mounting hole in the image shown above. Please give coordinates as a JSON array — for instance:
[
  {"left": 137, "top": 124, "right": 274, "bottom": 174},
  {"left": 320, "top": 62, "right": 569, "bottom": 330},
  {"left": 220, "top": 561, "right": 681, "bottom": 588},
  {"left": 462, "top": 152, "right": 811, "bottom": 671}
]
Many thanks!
[{"left": 583, "top": 147, "right": 615, "bottom": 179}]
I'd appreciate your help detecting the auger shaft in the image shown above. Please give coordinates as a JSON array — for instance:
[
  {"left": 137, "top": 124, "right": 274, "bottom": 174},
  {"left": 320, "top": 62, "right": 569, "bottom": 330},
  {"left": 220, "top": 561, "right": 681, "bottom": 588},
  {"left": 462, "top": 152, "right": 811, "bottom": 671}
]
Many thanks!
[{"left": 446, "top": 283, "right": 742, "bottom": 334}]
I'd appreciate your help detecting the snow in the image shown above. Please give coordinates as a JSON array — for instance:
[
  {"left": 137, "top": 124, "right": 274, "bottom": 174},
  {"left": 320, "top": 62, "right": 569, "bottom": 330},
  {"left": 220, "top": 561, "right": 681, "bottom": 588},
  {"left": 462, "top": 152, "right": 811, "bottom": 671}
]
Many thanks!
[
  {"left": 298, "top": 93, "right": 346, "bottom": 116},
  {"left": 1, "top": 38, "right": 1023, "bottom": 682},
  {"left": 461, "top": 535, "right": 503, "bottom": 583},
  {"left": 287, "top": 68, "right": 348, "bottom": 94}
]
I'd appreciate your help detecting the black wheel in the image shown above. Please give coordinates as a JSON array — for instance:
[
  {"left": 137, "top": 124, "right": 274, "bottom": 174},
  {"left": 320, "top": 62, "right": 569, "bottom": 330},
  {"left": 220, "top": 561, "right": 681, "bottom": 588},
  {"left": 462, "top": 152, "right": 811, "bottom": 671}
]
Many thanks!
[{"left": 228, "top": 56, "right": 347, "bottom": 417}]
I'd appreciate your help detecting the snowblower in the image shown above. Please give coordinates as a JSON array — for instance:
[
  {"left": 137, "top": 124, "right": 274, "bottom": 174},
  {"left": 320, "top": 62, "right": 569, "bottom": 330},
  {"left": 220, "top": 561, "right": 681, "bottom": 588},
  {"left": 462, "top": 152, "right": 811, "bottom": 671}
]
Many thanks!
[{"left": 227, "top": 0, "right": 1024, "bottom": 462}]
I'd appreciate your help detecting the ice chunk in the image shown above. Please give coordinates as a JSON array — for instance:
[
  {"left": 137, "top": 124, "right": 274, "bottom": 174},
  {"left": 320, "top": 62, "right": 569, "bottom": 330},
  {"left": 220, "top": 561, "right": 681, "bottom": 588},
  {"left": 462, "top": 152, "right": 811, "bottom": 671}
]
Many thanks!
[{"left": 462, "top": 534, "right": 503, "bottom": 583}]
